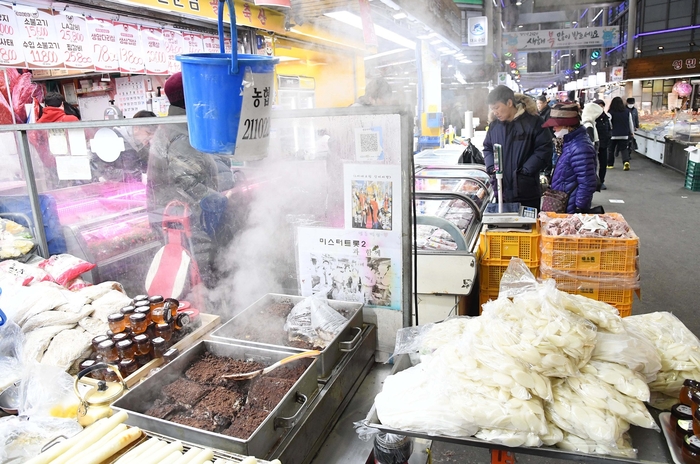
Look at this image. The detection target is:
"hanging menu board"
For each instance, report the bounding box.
[114,21,145,74]
[14,6,64,69]
[202,34,220,54]
[57,13,93,70]
[142,26,167,75]
[87,17,118,72]
[0,3,25,68]
[163,29,184,75]
[183,32,204,53]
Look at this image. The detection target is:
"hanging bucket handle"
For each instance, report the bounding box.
[218,0,239,75]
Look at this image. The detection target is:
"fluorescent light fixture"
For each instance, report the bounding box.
[635,24,700,38]
[505,59,511,64]
[430,39,442,45]
[592,9,603,22]
[364,48,409,60]
[591,60,597,65]
[658,46,664,50]
[441,50,457,55]
[516,0,522,5]
[438,46,451,52]
[375,58,416,69]
[325,11,416,49]
[455,71,467,85]
[518,25,523,28]
[276,56,300,62]
[572,21,578,25]
[289,28,361,49]
[393,12,407,20]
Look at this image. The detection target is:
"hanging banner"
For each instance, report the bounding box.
[141,26,167,75]
[467,16,488,47]
[357,0,377,47]
[503,27,619,51]
[163,29,184,75]
[57,13,93,70]
[202,34,220,54]
[115,21,145,74]
[87,17,119,72]
[0,3,25,67]
[182,32,204,53]
[14,6,64,69]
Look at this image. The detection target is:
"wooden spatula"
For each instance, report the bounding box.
[221,350,321,380]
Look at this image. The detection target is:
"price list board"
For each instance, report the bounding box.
[87,17,118,72]
[183,32,204,53]
[142,26,167,75]
[56,12,92,70]
[0,3,25,67]
[14,6,64,69]
[163,29,184,75]
[115,21,145,74]
[202,34,220,54]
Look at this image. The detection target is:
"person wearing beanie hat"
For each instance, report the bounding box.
[164,72,186,111]
[543,102,598,213]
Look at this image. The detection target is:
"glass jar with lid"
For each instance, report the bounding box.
[107,313,126,334]
[91,334,110,351]
[674,403,694,446]
[682,380,700,406]
[97,340,119,363]
[116,339,136,360]
[129,313,148,335]
[154,323,173,344]
[683,434,700,464]
[120,305,136,317]
[151,337,167,359]
[118,358,138,377]
[133,334,151,356]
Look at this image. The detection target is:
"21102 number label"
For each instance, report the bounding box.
[241,117,270,140]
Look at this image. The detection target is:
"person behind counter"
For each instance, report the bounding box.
[483,85,553,210]
[37,92,79,123]
[353,77,394,106]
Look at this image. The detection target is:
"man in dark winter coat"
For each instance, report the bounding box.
[594,100,612,189]
[626,97,640,130]
[536,95,551,123]
[483,86,553,210]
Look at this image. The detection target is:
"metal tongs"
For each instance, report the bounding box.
[221,350,321,380]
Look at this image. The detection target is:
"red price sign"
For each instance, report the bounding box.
[142,26,167,75]
[0,4,25,67]
[14,6,64,69]
[182,32,203,53]
[202,34,220,54]
[115,21,145,74]
[87,17,118,72]
[57,13,93,70]
[163,29,184,75]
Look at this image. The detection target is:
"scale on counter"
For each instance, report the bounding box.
[481,144,537,228]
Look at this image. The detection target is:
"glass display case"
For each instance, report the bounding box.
[415,193,480,252]
[415,165,491,191]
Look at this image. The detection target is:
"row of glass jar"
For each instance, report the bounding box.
[672,379,700,463]
[107,295,189,336]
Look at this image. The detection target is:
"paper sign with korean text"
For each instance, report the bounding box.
[233,67,274,159]
[87,17,119,72]
[14,6,63,69]
[468,16,488,47]
[503,27,619,51]
[114,21,145,74]
[142,26,168,74]
[611,66,624,82]
[57,13,92,70]
[343,164,402,240]
[296,226,402,310]
[183,32,204,53]
[0,3,26,67]
[201,34,220,54]
[163,29,184,74]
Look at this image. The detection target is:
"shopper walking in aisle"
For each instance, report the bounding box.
[607,97,635,171]
[543,103,598,213]
[594,100,612,189]
[537,95,551,124]
[581,101,603,191]
[627,97,640,130]
[483,85,553,210]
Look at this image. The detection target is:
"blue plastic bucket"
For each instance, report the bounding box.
[176,0,277,155]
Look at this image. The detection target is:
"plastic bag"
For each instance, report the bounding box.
[38,254,96,287]
[67,277,92,291]
[0,260,53,286]
[581,360,651,402]
[283,295,347,347]
[498,258,538,298]
[475,428,543,448]
[0,415,82,464]
[392,323,435,358]
[591,330,661,383]
[0,317,24,392]
[18,363,80,419]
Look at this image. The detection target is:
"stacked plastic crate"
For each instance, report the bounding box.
[538,213,640,317]
[477,225,540,311]
[685,159,700,192]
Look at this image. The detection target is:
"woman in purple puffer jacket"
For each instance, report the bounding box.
[542,103,598,213]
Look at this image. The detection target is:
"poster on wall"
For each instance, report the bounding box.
[86,17,119,72]
[57,13,92,70]
[142,26,167,75]
[296,226,401,310]
[14,6,64,69]
[114,22,145,74]
[610,66,624,82]
[0,3,26,67]
[343,164,402,235]
[163,29,184,75]
[183,32,204,53]
[202,34,220,54]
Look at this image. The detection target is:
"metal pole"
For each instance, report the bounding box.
[626,0,637,60]
[16,130,49,258]
[484,0,494,65]
[401,109,414,328]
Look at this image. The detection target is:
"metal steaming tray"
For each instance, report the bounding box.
[113,340,319,459]
[210,293,364,380]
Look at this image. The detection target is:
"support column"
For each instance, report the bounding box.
[485,0,494,65]
[626,0,637,60]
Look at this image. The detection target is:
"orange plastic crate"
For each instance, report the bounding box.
[480,262,539,292]
[539,269,638,306]
[539,213,639,273]
[478,226,540,264]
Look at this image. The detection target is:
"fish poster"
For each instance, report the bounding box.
[296,227,401,310]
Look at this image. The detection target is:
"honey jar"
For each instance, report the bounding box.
[691,390,700,419]
[146,322,156,338]
[97,340,118,363]
[129,313,148,335]
[134,304,151,324]
[112,332,130,344]
[682,380,700,407]
[118,358,138,377]
[133,334,151,356]
[135,353,152,367]
[173,312,191,331]
[132,294,148,304]
[154,323,173,343]
[91,334,110,351]
[103,363,120,382]
[116,339,136,360]
[120,305,136,317]
[683,434,700,464]
[79,359,102,380]
[163,348,179,364]
[673,403,694,446]
[107,313,126,334]
[151,337,167,359]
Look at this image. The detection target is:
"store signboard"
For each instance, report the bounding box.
[163,29,184,75]
[503,27,619,51]
[202,34,220,54]
[14,6,64,69]
[183,32,204,53]
[141,26,168,75]
[467,16,488,47]
[0,3,26,67]
[626,52,700,79]
[114,22,145,74]
[253,0,290,6]
[57,13,93,70]
[611,66,624,82]
[87,17,119,72]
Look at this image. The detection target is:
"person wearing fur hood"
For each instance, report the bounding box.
[483,85,553,210]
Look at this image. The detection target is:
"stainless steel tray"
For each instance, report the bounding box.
[210,294,364,380]
[112,340,319,459]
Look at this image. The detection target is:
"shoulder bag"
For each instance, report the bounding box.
[541,159,576,213]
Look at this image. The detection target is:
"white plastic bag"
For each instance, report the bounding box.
[283,295,348,348]
[0,415,82,463]
[0,318,24,392]
[18,363,80,419]
[591,330,661,383]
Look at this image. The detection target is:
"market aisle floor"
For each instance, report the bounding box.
[429,152,700,463]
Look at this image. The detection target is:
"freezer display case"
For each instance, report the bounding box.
[415,165,491,193]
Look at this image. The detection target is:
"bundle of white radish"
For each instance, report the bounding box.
[623,312,700,401]
[581,360,650,402]
[557,432,637,458]
[591,329,661,383]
